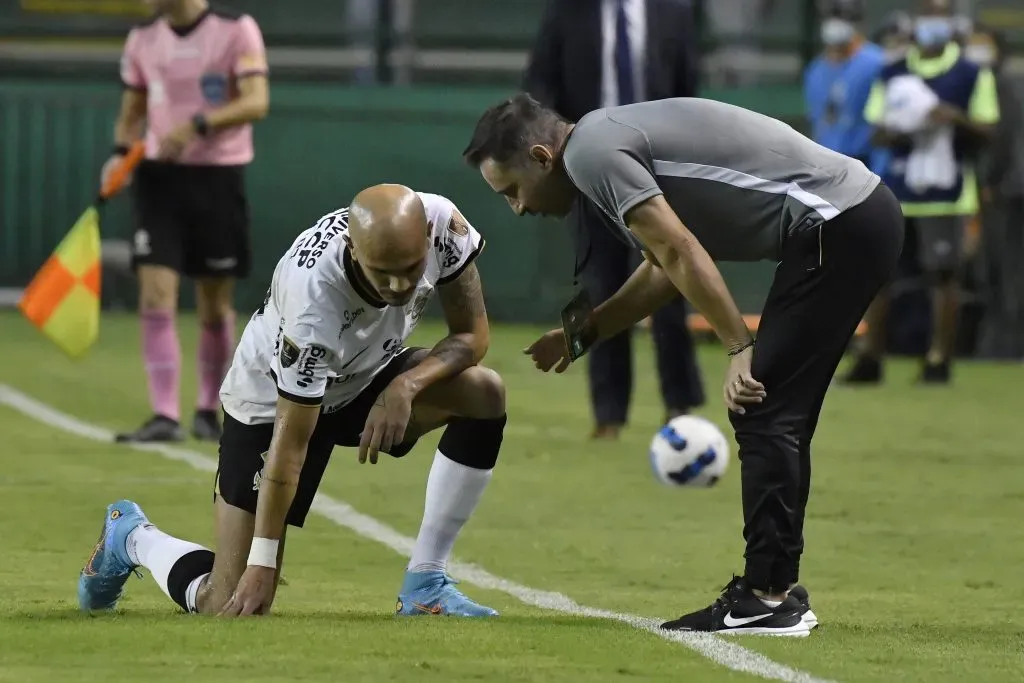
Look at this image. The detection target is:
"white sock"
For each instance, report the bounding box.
[185,574,209,613]
[759,598,783,608]
[408,450,493,574]
[126,524,210,603]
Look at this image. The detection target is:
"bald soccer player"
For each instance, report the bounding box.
[463,94,905,636]
[77,185,506,618]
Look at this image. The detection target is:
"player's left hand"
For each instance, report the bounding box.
[359,378,415,465]
[157,122,197,161]
[219,565,277,617]
[724,345,765,415]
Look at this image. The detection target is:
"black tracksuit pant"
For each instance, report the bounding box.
[731,183,905,593]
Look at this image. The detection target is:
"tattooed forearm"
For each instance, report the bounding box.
[426,335,476,369]
[395,261,488,394]
[439,263,486,322]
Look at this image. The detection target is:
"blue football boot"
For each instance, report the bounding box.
[395,570,499,617]
[77,500,149,611]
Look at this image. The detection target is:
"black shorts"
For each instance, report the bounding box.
[214,347,426,527]
[131,160,252,278]
[906,215,965,274]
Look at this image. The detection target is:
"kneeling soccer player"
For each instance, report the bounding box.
[78,184,506,617]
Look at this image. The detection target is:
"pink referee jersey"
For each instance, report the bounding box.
[120,9,268,166]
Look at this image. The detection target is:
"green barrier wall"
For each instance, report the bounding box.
[0,80,802,321]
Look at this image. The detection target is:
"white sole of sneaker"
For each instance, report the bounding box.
[802,608,818,630]
[719,622,811,637]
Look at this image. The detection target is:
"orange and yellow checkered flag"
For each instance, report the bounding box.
[18,141,145,358]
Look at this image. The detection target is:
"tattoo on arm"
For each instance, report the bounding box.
[427,335,475,368]
[433,263,485,368]
[440,263,485,321]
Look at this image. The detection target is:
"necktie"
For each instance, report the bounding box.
[615,0,635,105]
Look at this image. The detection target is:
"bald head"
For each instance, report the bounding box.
[345,184,431,306]
[348,184,428,259]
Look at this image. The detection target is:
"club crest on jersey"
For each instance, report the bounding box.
[448,209,470,237]
[200,72,229,105]
[409,288,431,322]
[280,336,301,368]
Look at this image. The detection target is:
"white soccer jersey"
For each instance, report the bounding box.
[220,192,485,425]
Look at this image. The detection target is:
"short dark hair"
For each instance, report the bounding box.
[462,92,567,167]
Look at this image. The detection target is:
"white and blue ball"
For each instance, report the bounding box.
[649,415,729,487]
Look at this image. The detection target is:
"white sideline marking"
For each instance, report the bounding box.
[0,384,833,683]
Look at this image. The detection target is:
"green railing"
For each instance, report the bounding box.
[0,78,803,321]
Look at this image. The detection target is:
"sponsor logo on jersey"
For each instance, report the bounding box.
[434,235,463,270]
[295,344,328,388]
[280,336,301,368]
[338,307,366,338]
[381,338,404,365]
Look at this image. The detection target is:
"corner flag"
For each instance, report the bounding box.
[18,142,145,358]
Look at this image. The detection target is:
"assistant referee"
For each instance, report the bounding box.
[102,0,269,443]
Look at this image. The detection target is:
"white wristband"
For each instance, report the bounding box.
[247,537,279,569]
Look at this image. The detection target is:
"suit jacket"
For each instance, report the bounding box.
[523,0,700,123]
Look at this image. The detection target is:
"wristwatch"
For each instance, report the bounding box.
[191,113,210,137]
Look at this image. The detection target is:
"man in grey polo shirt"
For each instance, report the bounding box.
[463,93,904,637]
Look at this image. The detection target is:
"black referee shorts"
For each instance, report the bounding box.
[214,348,426,528]
[131,160,251,279]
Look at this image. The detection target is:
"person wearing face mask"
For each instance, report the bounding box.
[965,26,1024,358]
[843,0,1000,386]
[874,11,914,66]
[804,0,886,175]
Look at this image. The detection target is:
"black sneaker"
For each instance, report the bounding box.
[192,409,222,441]
[841,355,882,385]
[660,576,810,637]
[115,415,185,443]
[788,584,818,630]
[918,359,951,384]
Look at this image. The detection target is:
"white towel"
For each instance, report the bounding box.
[882,75,958,194]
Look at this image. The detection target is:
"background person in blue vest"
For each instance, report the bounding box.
[842,0,1000,385]
[804,0,885,173]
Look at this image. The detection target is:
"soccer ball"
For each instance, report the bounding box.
[649,416,729,487]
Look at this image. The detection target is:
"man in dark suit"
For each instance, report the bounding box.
[523,0,705,439]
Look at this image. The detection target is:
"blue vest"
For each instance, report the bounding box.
[879,57,980,204]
